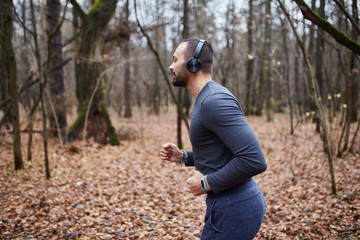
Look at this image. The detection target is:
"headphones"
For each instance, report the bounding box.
[186,39,205,73]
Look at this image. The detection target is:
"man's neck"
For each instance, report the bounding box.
[186,73,212,98]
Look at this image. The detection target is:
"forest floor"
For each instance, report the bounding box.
[0,109,359,239]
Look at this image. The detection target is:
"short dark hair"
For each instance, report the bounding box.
[181,37,213,74]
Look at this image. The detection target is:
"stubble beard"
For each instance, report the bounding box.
[171,68,188,88]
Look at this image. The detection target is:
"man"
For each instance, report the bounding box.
[160,37,267,240]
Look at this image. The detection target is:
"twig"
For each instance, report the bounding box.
[45,89,64,148]
[83,76,102,142]
[333,226,359,232]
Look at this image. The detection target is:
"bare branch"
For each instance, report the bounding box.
[332,0,360,36]
[69,0,86,23]
[294,0,360,55]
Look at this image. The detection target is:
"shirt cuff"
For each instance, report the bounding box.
[185,151,195,166]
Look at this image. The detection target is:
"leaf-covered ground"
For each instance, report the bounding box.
[0,111,359,239]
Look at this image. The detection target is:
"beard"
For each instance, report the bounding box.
[171,68,188,87]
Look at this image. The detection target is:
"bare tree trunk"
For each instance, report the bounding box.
[350,0,359,122]
[349,116,360,153]
[46,0,67,139]
[176,0,190,148]
[256,0,272,116]
[177,89,183,149]
[152,0,162,116]
[280,13,294,134]
[305,0,316,118]
[124,59,132,118]
[278,0,337,195]
[244,0,254,115]
[264,0,272,122]
[315,0,325,99]
[1,0,23,170]
[294,47,303,122]
[228,1,238,101]
[312,0,326,133]
[123,0,132,118]
[337,51,352,156]
[0,1,13,130]
[30,0,50,178]
[334,0,345,115]
[320,55,333,124]
[182,0,191,118]
[27,115,33,161]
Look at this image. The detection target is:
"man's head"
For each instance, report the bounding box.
[169,37,213,87]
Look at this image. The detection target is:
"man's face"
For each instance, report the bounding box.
[169,42,188,87]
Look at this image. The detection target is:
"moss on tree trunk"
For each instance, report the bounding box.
[68,0,119,145]
[67,105,120,146]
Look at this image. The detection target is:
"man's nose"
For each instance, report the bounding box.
[169,63,174,71]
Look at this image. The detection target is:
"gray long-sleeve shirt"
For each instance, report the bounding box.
[186,81,267,194]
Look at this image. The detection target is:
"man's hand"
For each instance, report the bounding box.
[160,143,183,163]
[186,171,210,196]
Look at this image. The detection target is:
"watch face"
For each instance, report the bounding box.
[201,179,205,189]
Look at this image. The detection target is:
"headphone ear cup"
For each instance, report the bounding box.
[186,57,202,73]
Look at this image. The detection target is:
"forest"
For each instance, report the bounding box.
[0,0,359,239]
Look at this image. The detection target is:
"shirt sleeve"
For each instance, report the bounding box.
[201,93,267,194]
[185,151,195,166]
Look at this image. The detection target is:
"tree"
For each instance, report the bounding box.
[29,0,55,179]
[67,0,120,145]
[255,0,272,117]
[0,2,13,130]
[279,12,294,134]
[0,0,23,170]
[244,0,254,115]
[278,0,337,195]
[349,0,359,122]
[177,0,190,149]
[46,0,67,139]
[182,0,191,118]
[315,0,325,99]
[123,0,132,118]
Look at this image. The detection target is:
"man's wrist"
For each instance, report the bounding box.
[179,151,184,164]
[180,151,187,166]
[201,175,210,191]
[204,176,211,191]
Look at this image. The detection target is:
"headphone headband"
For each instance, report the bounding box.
[194,39,205,59]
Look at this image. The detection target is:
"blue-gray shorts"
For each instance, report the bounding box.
[201,178,266,240]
